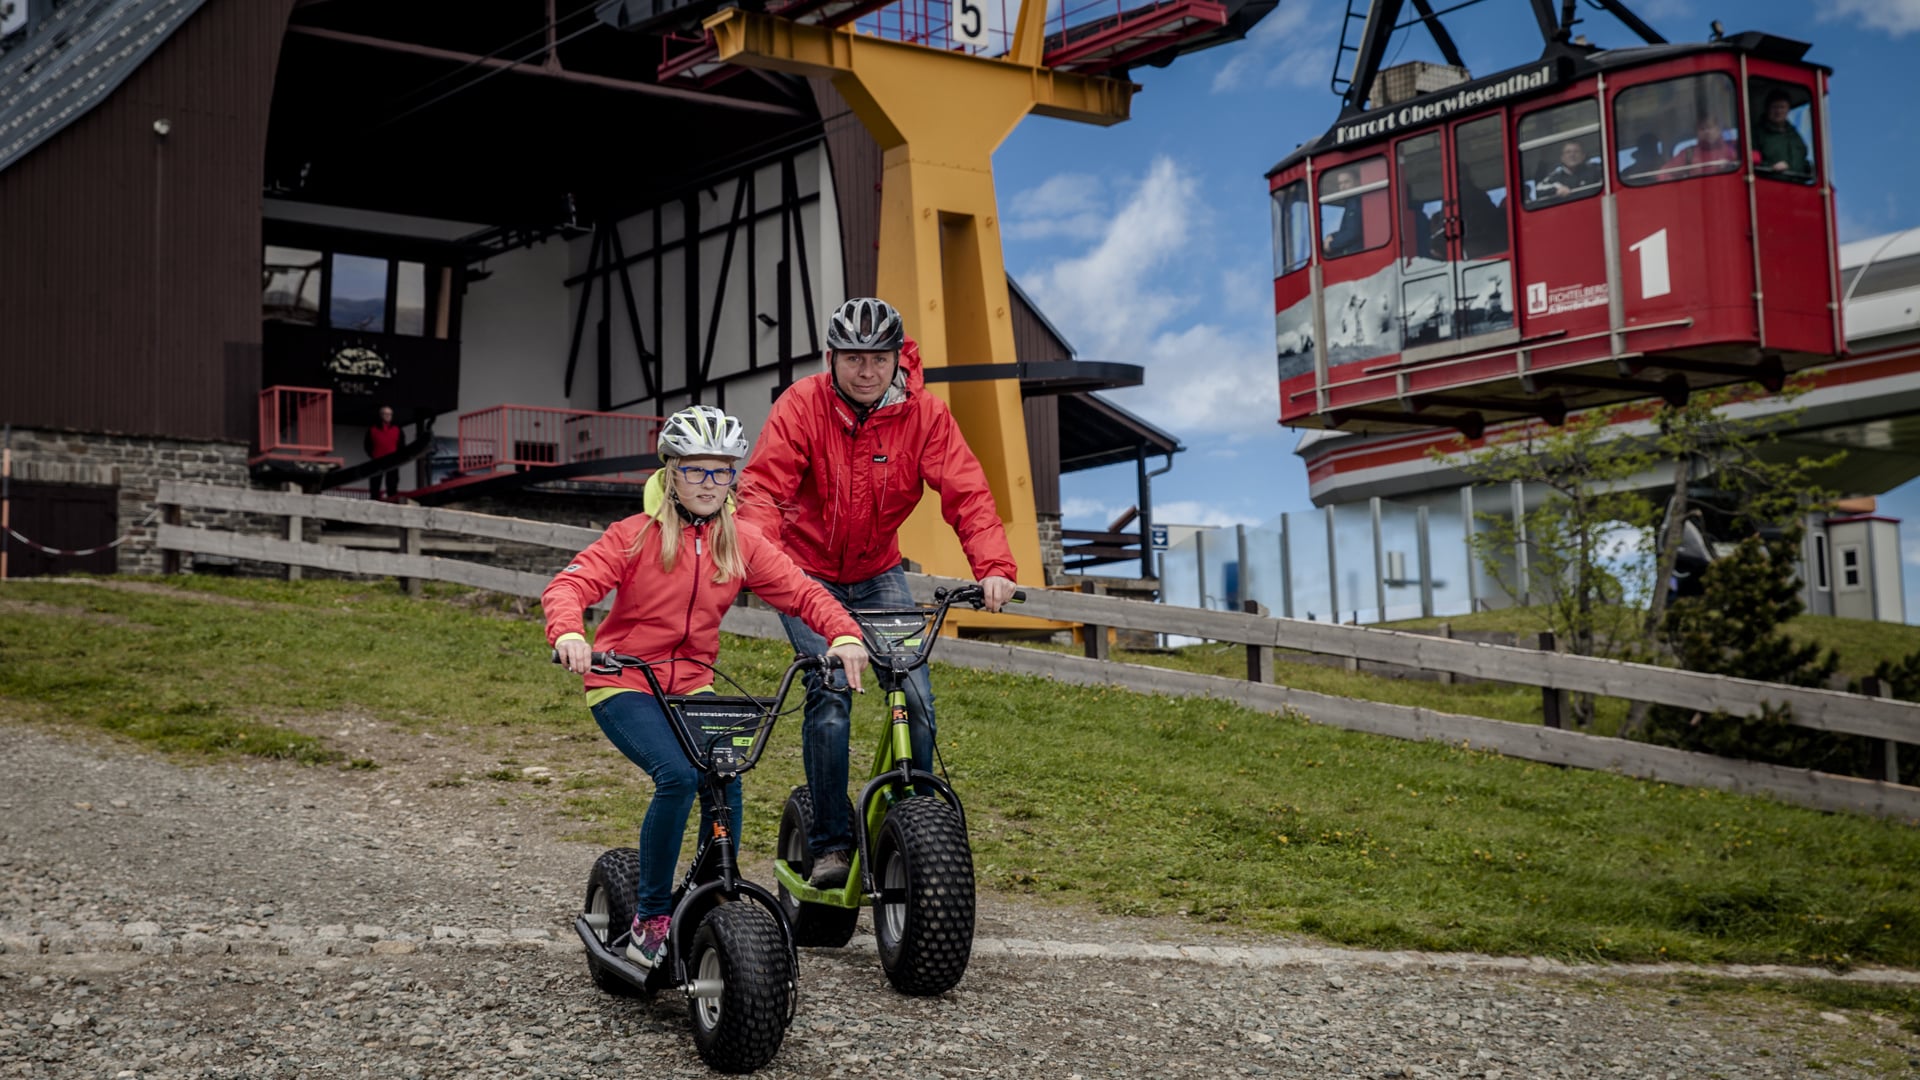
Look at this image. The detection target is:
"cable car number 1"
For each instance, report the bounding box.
[1628,228,1672,300]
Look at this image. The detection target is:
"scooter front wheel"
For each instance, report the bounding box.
[873,796,975,996]
[687,901,796,1073]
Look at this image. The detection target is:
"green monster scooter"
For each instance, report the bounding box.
[772,583,1023,996]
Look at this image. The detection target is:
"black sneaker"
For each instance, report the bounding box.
[808,849,851,890]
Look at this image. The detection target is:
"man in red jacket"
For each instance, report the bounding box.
[363,405,403,501]
[738,296,1018,889]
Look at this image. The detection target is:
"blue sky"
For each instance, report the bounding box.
[992,0,1920,617]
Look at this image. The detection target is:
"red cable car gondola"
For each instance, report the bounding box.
[1270,1,1841,438]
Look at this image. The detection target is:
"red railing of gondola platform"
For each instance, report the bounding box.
[252,386,341,466]
[659,0,1227,83]
[456,405,665,486]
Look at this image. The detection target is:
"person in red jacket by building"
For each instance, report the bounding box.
[545,405,870,969]
[362,405,403,501]
[736,296,1018,890]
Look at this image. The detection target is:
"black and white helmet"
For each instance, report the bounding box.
[657,405,749,461]
[826,297,905,352]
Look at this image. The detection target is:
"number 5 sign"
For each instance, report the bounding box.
[952,0,989,47]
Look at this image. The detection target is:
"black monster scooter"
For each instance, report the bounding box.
[559,648,840,1074]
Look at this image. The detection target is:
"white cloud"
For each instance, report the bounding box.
[1153,500,1247,529]
[1211,0,1335,94]
[1005,173,1110,242]
[1904,539,1920,568]
[1824,0,1920,36]
[1021,157,1279,440]
[1060,495,1125,529]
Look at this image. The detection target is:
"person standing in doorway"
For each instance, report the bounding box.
[364,405,403,501]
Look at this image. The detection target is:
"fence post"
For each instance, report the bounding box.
[1866,676,1896,776]
[284,483,303,583]
[1370,496,1386,624]
[1081,580,1110,661]
[401,526,423,598]
[1243,600,1272,684]
[160,499,183,576]
[1537,630,1565,728]
[1437,622,1454,685]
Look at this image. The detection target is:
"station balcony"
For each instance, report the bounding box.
[456,405,665,486]
[251,386,343,468]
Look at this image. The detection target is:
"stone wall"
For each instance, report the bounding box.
[1035,512,1065,586]
[3,427,250,575]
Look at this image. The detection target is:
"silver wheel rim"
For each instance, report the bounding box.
[880,848,907,943]
[694,947,723,1029]
[587,888,611,945]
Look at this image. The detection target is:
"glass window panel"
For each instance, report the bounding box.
[1318,155,1389,259]
[329,253,389,332]
[1518,100,1604,209]
[1454,115,1510,260]
[1271,180,1313,277]
[394,260,426,336]
[1397,133,1446,264]
[1614,73,1742,186]
[1750,77,1816,183]
[262,245,322,325]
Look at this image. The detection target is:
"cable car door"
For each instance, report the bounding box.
[1395,114,1516,357]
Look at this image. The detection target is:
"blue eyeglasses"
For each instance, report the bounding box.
[674,465,737,486]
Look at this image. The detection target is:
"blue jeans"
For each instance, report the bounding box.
[779,564,936,856]
[591,691,743,919]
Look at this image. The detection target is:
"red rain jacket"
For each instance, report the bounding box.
[542,478,860,696]
[737,338,1018,586]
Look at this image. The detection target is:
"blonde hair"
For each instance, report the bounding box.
[625,459,748,583]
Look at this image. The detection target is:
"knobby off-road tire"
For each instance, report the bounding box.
[776,786,860,947]
[584,848,649,999]
[687,901,797,1073]
[872,796,975,996]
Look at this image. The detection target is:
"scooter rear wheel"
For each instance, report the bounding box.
[584,848,650,999]
[687,901,796,1073]
[776,786,860,947]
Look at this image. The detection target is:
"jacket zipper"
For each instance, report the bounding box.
[670,520,704,688]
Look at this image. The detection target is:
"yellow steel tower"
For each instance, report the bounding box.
[705,0,1134,595]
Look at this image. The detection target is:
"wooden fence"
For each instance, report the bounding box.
[154,482,1920,819]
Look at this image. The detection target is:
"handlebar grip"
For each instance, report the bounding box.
[1010,590,1027,603]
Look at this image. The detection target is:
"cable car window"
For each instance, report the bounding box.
[1518,100,1603,209]
[1614,73,1742,186]
[394,261,427,336]
[328,253,390,333]
[1271,180,1313,277]
[1398,134,1445,264]
[263,246,322,325]
[1453,115,1510,259]
[1318,156,1389,259]
[1749,78,1815,183]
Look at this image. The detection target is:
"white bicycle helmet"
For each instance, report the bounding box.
[657,405,749,461]
[826,297,905,352]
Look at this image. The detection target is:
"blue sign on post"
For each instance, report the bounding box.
[1150,524,1169,551]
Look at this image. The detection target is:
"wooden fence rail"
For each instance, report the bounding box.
[150,483,1920,819]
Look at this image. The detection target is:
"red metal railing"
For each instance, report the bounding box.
[659,0,1227,84]
[252,386,340,466]
[457,405,665,485]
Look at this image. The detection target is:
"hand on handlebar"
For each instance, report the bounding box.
[828,641,869,693]
[554,637,594,676]
[979,575,1018,613]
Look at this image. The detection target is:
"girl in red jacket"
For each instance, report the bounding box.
[546,405,869,969]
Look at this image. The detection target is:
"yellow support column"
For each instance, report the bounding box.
[706,5,1132,600]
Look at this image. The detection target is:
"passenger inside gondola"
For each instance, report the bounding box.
[1753,86,1812,180]
[1663,112,1743,178]
[1322,167,1365,257]
[1535,139,1603,202]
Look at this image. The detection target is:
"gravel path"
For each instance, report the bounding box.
[4,721,1917,1079]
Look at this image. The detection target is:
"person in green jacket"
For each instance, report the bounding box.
[1754,89,1811,180]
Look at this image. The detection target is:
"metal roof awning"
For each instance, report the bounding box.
[1058,391,1181,473]
[920,359,1144,398]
